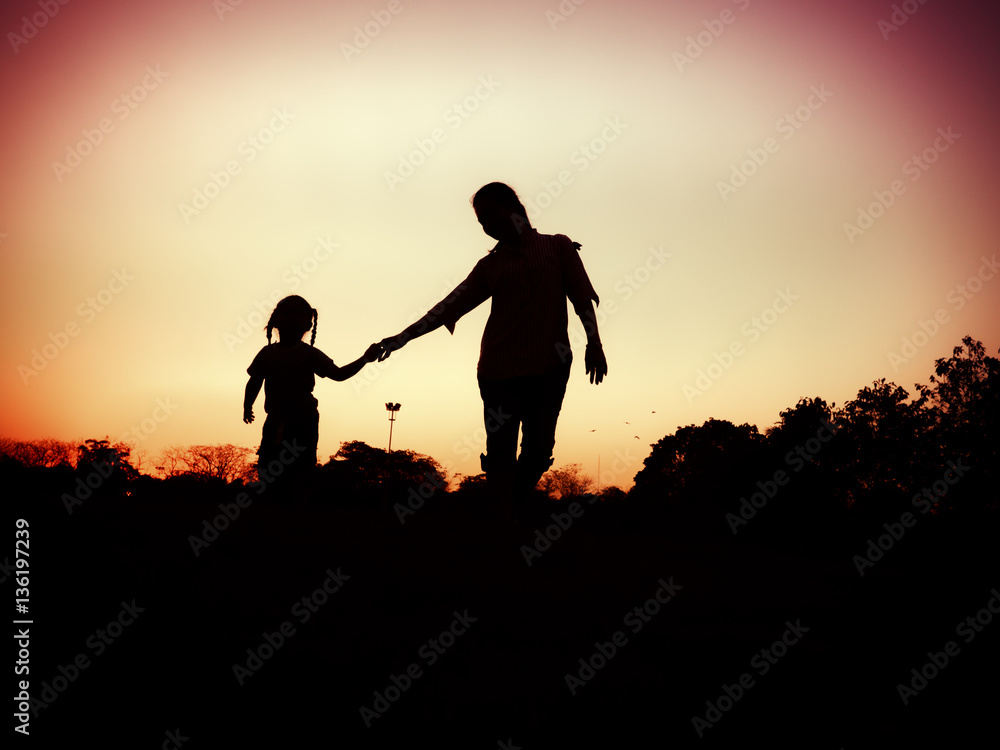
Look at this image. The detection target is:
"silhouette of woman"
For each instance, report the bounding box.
[378,182,607,520]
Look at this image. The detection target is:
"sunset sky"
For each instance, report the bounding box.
[2,0,998,489]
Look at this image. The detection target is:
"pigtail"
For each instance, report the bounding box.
[310,308,318,346]
[265,313,275,344]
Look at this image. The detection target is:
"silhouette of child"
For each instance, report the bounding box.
[243,295,382,496]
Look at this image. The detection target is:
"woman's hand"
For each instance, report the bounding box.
[585,343,607,385]
[377,335,405,361]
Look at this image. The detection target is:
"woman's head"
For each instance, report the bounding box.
[471,182,531,246]
[266,295,317,345]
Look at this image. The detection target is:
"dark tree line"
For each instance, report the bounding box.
[628,336,998,547]
[3,337,996,538]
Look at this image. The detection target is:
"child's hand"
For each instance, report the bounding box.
[243,407,255,424]
[363,343,384,363]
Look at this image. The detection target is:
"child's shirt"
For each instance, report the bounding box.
[247,342,336,415]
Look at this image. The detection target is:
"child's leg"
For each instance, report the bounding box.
[257,415,285,494]
[280,410,319,501]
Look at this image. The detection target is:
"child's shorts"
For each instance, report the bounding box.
[257,408,319,480]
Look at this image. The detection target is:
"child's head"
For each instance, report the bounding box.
[266,295,317,345]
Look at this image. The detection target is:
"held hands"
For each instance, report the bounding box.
[585,343,608,385]
[363,343,384,363]
[377,335,405,362]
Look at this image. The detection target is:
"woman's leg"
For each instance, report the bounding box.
[478,376,523,524]
[517,361,571,494]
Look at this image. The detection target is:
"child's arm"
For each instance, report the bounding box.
[244,375,263,423]
[322,343,383,382]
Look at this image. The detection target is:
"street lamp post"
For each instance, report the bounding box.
[385,402,401,452]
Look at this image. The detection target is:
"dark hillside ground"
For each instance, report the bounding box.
[11,466,999,749]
